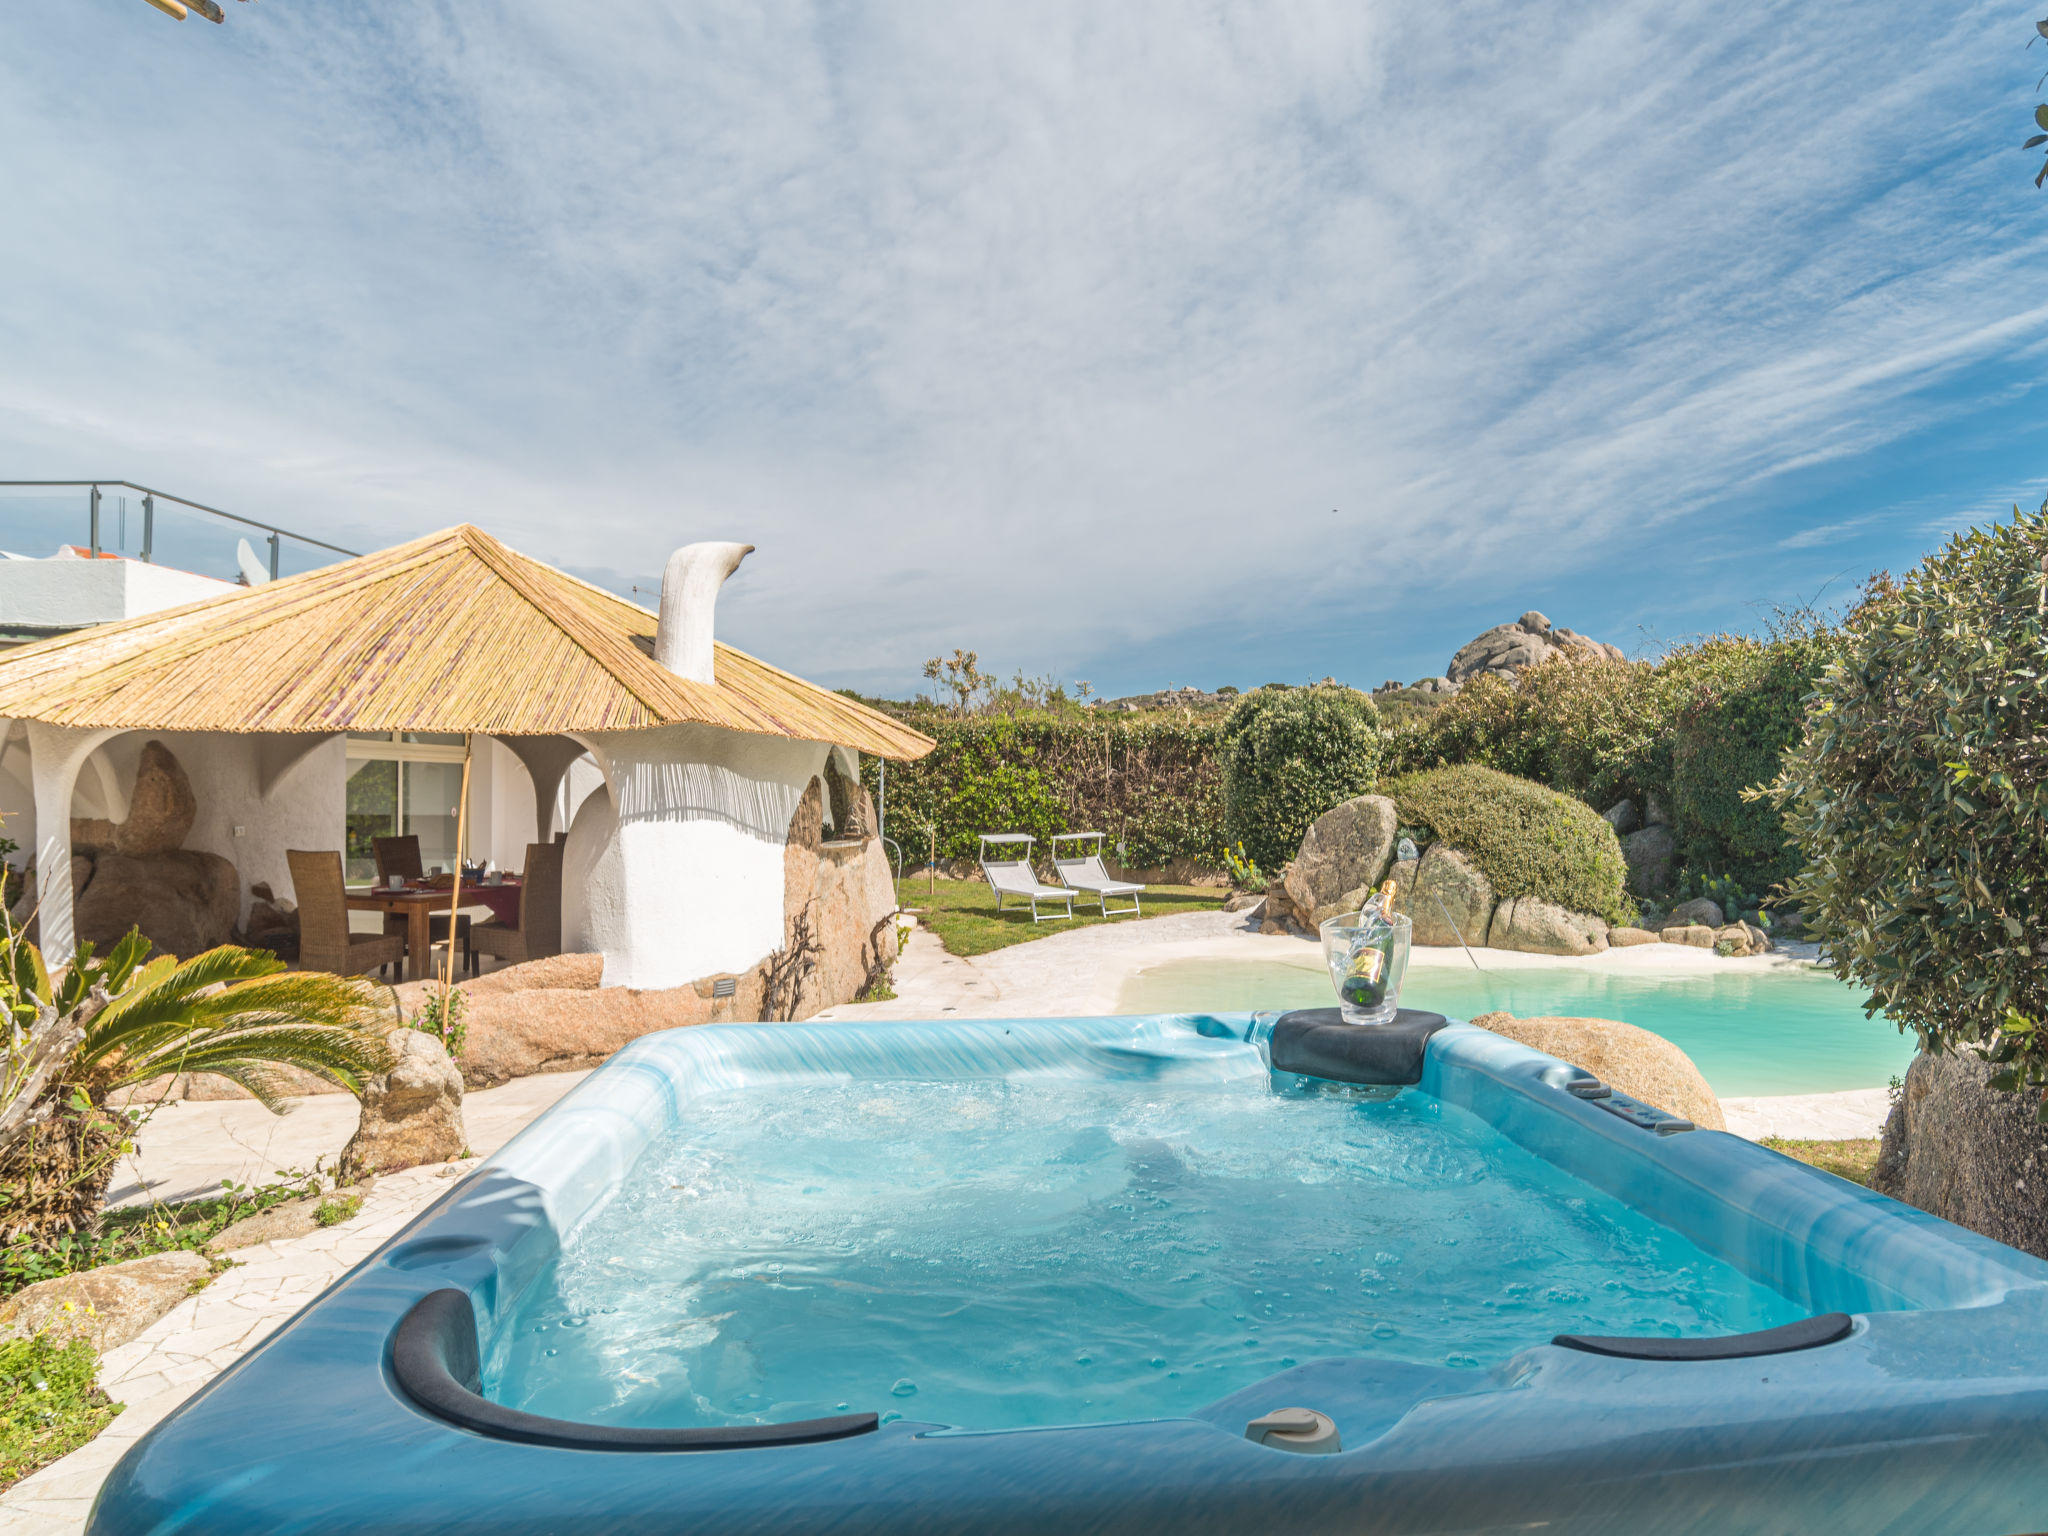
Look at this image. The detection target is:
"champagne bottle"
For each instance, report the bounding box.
[1340,879,1402,1015]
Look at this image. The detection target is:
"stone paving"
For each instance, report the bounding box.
[0,1159,467,1535]
[0,1065,592,1536]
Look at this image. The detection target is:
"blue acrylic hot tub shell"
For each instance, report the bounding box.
[86,1016,2048,1535]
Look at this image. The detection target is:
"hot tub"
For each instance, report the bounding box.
[87,1013,2048,1534]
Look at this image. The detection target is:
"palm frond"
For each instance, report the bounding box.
[80,947,284,1056]
[81,950,357,1063]
[114,1024,393,1099]
[58,944,398,1112]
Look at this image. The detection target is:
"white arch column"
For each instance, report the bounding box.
[496,734,592,843]
[25,722,120,958]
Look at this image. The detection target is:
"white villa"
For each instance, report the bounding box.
[0,525,931,996]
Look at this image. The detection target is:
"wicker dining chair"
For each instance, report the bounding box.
[371,834,471,957]
[469,842,563,971]
[287,849,404,979]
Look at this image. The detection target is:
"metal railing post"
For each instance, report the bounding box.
[268,531,280,580]
[0,482,358,569]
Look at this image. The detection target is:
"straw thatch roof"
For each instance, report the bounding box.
[0,525,932,759]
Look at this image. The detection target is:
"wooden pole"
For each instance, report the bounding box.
[442,734,473,996]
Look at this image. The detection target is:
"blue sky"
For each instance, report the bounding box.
[3,2,2046,699]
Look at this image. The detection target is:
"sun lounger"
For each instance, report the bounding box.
[978,834,1077,922]
[1051,832,1145,917]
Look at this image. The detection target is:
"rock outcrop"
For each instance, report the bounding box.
[1601,799,1641,836]
[1471,1012,1726,1131]
[0,1250,212,1352]
[1262,795,1399,933]
[1621,823,1676,897]
[73,849,240,959]
[1714,921,1771,957]
[403,956,766,1088]
[1875,1050,2048,1260]
[58,742,239,959]
[1668,897,1724,928]
[241,880,300,957]
[1606,926,1661,947]
[1486,896,1609,956]
[70,741,197,858]
[1661,924,1716,948]
[1409,846,1495,948]
[1446,611,1626,686]
[339,1028,467,1177]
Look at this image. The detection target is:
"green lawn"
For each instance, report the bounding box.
[898,876,1230,958]
[1762,1137,1881,1187]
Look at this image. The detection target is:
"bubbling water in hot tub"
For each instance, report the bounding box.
[486,1072,1803,1432]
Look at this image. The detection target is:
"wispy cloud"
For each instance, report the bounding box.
[0,1,2042,692]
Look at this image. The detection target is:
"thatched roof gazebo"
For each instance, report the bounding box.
[0,525,931,990]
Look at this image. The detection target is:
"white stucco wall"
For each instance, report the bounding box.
[0,558,235,630]
[566,723,830,990]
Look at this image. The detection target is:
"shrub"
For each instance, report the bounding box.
[1219,687,1384,870]
[0,1331,116,1490]
[410,986,467,1057]
[1770,505,2048,1092]
[1384,764,1632,923]
[1387,659,1672,814]
[1387,637,1833,894]
[314,1193,362,1227]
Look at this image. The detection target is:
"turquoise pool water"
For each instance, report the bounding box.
[1115,958,1912,1097]
[486,1072,1804,1432]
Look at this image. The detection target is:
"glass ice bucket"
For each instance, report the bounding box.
[1318,910,1412,1025]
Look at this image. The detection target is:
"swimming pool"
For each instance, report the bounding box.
[88,1012,2048,1535]
[1117,957,1911,1096]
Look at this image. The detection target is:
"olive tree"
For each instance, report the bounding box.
[1768,503,2048,1103]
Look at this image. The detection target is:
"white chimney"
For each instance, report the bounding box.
[653,541,753,683]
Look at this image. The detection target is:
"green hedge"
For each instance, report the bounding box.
[1668,636,1833,890]
[864,716,1225,871]
[1219,687,1383,870]
[1384,764,1631,923]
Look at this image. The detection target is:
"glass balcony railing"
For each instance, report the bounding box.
[0,481,357,584]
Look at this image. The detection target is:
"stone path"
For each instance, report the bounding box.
[0,1159,463,1535]
[0,1072,590,1536]
[106,1069,589,1210]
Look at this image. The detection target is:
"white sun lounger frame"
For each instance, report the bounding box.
[977,833,1076,922]
[1050,831,1145,918]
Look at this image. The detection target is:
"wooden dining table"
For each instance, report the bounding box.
[345,879,523,981]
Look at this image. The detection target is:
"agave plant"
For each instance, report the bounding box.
[0,926,396,1244]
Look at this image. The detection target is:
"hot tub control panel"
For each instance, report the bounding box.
[1565,1076,1694,1135]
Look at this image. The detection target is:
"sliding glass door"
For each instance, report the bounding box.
[344,733,469,883]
